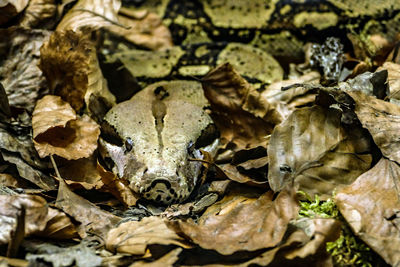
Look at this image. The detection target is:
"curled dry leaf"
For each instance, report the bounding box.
[268,105,372,197]
[32,95,100,160]
[168,188,299,255]
[0,27,50,112]
[335,158,400,266]
[242,218,340,266]
[56,0,121,31]
[106,216,190,255]
[39,30,115,113]
[18,0,57,28]
[97,162,138,206]
[347,91,400,163]
[108,8,173,51]
[0,194,78,245]
[129,248,182,267]
[56,180,121,239]
[59,157,103,190]
[378,62,400,101]
[202,63,277,151]
[0,0,29,25]
[259,71,320,122]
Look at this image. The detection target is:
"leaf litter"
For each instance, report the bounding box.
[1,0,400,266]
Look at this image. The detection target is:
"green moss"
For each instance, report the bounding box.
[298,191,386,267]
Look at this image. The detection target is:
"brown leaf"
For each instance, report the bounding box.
[129,248,182,267]
[0,194,78,245]
[378,62,400,101]
[335,158,400,266]
[106,216,190,255]
[347,91,400,163]
[108,8,173,51]
[168,188,299,255]
[56,180,121,239]
[19,0,57,28]
[59,157,103,190]
[56,0,121,31]
[0,0,29,25]
[39,30,115,113]
[0,27,50,112]
[202,63,275,151]
[97,162,138,206]
[268,105,372,197]
[32,95,100,160]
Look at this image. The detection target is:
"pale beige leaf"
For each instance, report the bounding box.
[19,0,56,28]
[378,62,400,101]
[268,105,372,197]
[56,0,121,31]
[168,188,299,255]
[108,8,173,51]
[33,95,100,159]
[32,95,76,139]
[335,158,400,266]
[106,216,190,255]
[129,248,182,267]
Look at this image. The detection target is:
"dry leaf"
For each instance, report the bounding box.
[106,216,190,255]
[378,62,400,101]
[97,162,138,206]
[56,180,121,239]
[129,248,182,267]
[0,194,78,245]
[202,63,276,151]
[32,95,100,160]
[59,157,103,190]
[108,8,173,51]
[0,27,50,112]
[19,0,56,28]
[0,0,29,25]
[168,188,299,255]
[347,91,400,163]
[335,158,400,266]
[56,0,121,31]
[39,30,115,113]
[0,174,22,188]
[268,105,372,197]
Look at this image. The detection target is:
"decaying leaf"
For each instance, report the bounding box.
[39,30,115,114]
[335,158,400,266]
[56,180,121,239]
[32,95,100,160]
[347,91,400,163]
[0,0,29,25]
[268,105,372,197]
[168,188,298,255]
[56,0,121,32]
[202,63,277,151]
[18,0,57,28]
[106,216,190,255]
[97,162,138,206]
[0,27,50,112]
[129,248,182,267]
[0,194,78,245]
[107,8,173,51]
[59,157,103,190]
[378,62,400,101]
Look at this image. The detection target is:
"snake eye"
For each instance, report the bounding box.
[125,137,133,152]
